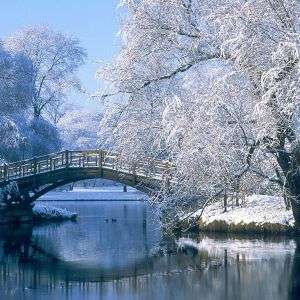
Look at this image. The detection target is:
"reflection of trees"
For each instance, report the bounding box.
[288,238,300,300]
[182,234,297,300]
[0,224,33,258]
[1,223,300,299]
[0,225,206,298]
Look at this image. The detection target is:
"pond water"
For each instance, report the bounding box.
[0,198,300,300]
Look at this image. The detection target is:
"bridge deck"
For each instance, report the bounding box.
[0,150,173,185]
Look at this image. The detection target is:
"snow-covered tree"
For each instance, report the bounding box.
[0,42,33,114]
[0,42,34,162]
[5,26,87,118]
[100,1,300,227]
[28,117,62,156]
[0,26,87,161]
[58,108,102,150]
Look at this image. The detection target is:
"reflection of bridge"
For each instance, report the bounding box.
[0,150,174,203]
[0,224,200,291]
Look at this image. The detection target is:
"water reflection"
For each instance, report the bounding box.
[289,239,300,299]
[0,201,299,300]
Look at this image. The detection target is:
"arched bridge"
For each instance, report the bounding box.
[0,150,174,204]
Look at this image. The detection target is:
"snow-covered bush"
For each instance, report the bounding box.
[0,181,21,205]
[33,204,77,221]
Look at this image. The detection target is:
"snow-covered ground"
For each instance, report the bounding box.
[33,204,77,220]
[38,186,147,201]
[187,194,294,228]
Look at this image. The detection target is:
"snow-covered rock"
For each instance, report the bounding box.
[33,204,77,221]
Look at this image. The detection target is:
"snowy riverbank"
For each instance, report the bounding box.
[33,204,77,221]
[183,195,295,234]
[38,187,146,201]
[33,187,146,221]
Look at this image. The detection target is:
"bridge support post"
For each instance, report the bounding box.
[132,163,137,185]
[49,157,53,171]
[33,158,37,175]
[65,150,69,168]
[3,164,7,182]
[99,150,104,177]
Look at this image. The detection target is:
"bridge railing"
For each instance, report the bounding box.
[0,150,175,183]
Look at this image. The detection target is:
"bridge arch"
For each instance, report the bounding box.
[29,168,160,201]
[0,150,173,203]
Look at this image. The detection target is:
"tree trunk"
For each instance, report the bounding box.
[223,190,228,213]
[235,179,240,206]
[284,169,300,230]
[33,106,41,118]
[283,193,291,210]
[287,184,300,231]
[277,149,300,230]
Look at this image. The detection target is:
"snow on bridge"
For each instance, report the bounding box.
[0,149,174,203]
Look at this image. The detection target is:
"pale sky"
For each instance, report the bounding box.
[0,0,121,112]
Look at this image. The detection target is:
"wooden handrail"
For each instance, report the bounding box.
[0,149,174,183]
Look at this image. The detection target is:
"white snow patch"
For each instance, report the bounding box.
[33,204,77,220]
[189,194,294,227]
[38,187,146,201]
[177,237,296,260]
[176,237,199,251]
